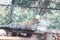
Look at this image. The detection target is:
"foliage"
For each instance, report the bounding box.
[14,0,37,6]
[49,10,60,29]
[13,7,37,22]
[0,0,60,29]
[0,6,10,25]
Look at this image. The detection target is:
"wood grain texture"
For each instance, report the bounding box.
[0,35,38,40]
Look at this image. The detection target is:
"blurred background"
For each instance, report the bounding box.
[0,0,60,29]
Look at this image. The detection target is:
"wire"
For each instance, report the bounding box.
[19,6,60,10]
[0,4,11,6]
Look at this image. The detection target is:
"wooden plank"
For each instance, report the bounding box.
[0,35,38,40]
[0,36,20,40]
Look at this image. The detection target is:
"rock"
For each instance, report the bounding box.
[0,29,7,36]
